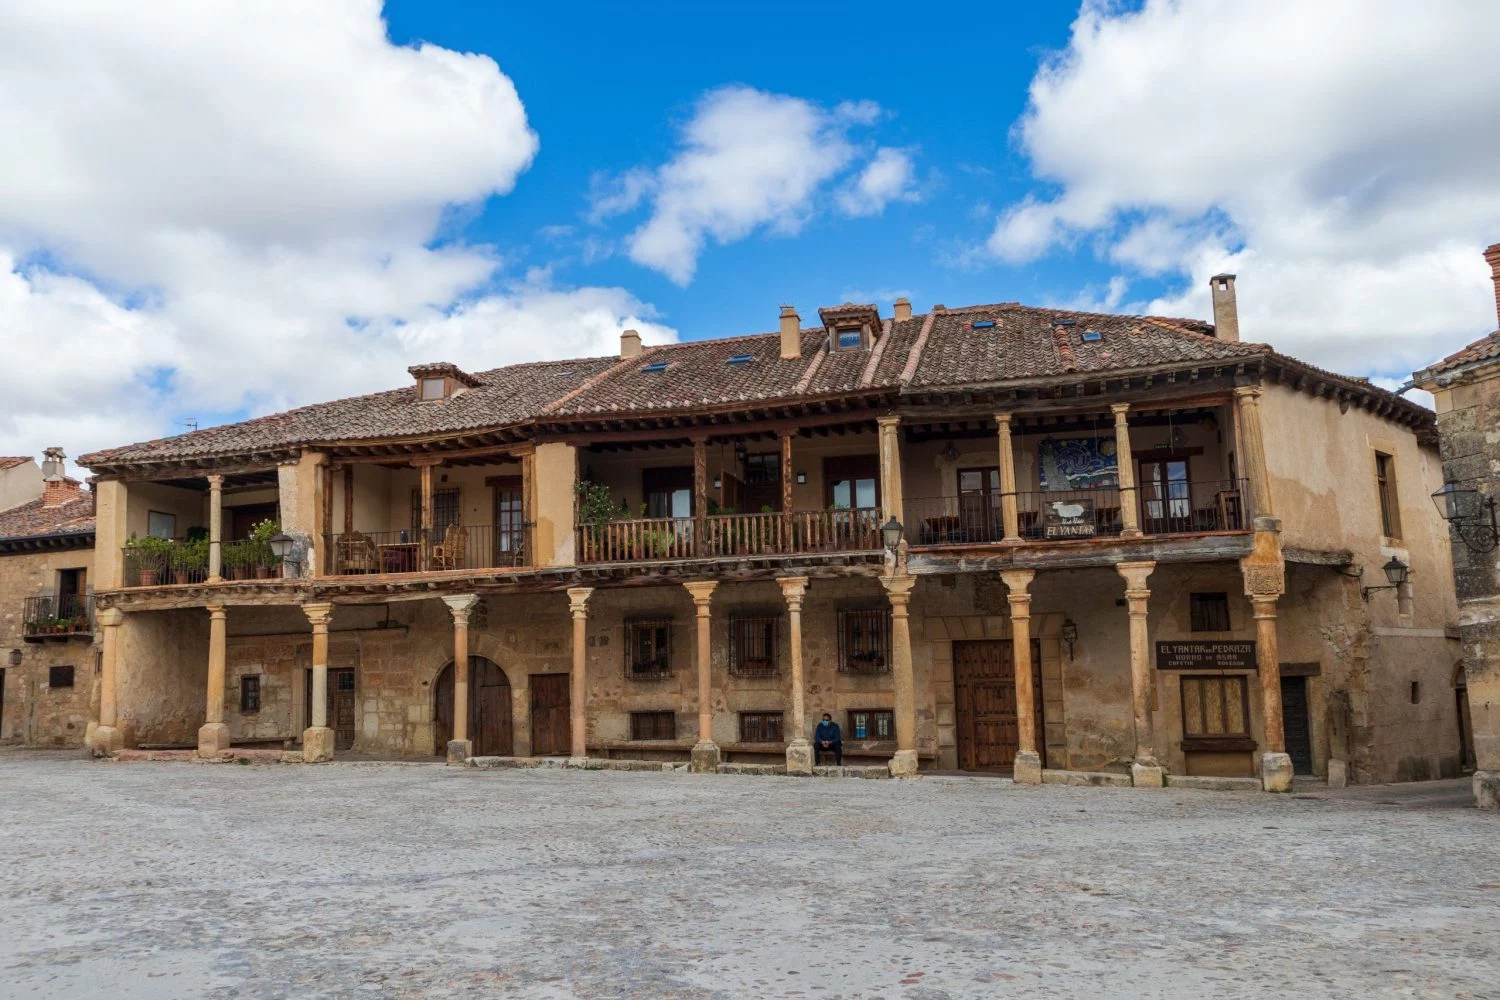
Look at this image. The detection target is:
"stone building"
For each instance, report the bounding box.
[76,279,1462,789]
[1412,242,1500,809]
[0,450,97,746]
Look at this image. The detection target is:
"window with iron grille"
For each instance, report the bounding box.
[410,488,461,534]
[240,675,261,713]
[739,711,783,743]
[48,665,74,688]
[847,709,894,741]
[838,608,891,674]
[625,619,673,678]
[729,615,778,676]
[1189,593,1231,632]
[630,711,676,741]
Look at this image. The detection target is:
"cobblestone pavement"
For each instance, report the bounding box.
[1,751,1497,1000]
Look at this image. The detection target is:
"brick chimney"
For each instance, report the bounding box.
[779,305,801,360]
[1209,273,1240,343]
[893,297,912,322]
[40,448,81,507]
[620,329,642,358]
[1485,243,1500,328]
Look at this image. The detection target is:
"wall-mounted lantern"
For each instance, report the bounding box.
[1361,556,1409,602]
[1431,482,1499,552]
[1060,618,1078,658]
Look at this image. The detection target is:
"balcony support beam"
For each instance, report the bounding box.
[1000,568,1040,783]
[993,413,1021,542]
[1113,404,1142,538]
[207,474,224,582]
[301,602,336,762]
[197,604,231,757]
[567,587,593,763]
[442,594,480,763]
[683,580,720,773]
[877,415,904,527]
[777,576,812,775]
[882,573,919,778]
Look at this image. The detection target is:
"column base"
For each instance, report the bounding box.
[1130,761,1166,788]
[1326,758,1349,788]
[689,740,721,774]
[1259,751,1294,792]
[565,756,590,769]
[197,722,231,757]
[1120,528,1144,539]
[888,749,920,779]
[785,738,813,776]
[1474,770,1500,811]
[1012,750,1043,785]
[302,726,335,763]
[446,739,472,765]
[90,725,122,757]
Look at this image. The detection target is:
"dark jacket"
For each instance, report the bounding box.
[814,720,842,746]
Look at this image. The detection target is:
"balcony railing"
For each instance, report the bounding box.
[121,538,282,587]
[22,594,93,639]
[906,479,1251,546]
[577,508,883,563]
[325,524,530,575]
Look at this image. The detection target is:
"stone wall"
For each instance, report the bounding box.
[0,547,96,746]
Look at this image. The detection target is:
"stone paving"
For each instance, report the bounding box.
[1,750,1497,999]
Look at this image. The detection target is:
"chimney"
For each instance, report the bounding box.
[1485,243,1500,328]
[1209,273,1239,343]
[893,297,912,322]
[620,329,642,358]
[41,446,64,479]
[779,305,801,359]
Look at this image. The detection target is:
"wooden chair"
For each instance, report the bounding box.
[336,531,375,574]
[431,524,468,571]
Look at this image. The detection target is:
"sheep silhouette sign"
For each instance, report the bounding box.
[1043,498,1096,539]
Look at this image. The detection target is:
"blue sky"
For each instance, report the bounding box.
[3,1,1499,467]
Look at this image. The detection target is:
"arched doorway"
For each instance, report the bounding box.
[434,656,513,757]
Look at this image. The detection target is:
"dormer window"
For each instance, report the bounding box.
[818,302,881,353]
[836,328,863,351]
[407,362,480,402]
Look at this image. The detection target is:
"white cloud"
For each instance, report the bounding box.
[836,147,921,218]
[987,0,1500,375]
[604,86,910,285]
[0,0,676,466]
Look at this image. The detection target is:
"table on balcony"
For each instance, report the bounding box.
[377,542,421,573]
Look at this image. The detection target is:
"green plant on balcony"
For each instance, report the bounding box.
[125,534,176,586]
[575,480,622,525]
[171,537,208,584]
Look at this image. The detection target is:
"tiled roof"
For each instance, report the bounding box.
[0,457,30,470]
[80,297,1412,471]
[1413,329,1500,382]
[0,492,94,543]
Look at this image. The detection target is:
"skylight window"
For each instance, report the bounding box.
[1081,331,1103,343]
[727,353,754,365]
[641,361,670,373]
[971,320,996,330]
[1056,318,1077,327]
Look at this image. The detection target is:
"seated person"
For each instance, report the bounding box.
[812,713,842,765]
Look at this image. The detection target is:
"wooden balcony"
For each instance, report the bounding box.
[576,508,883,563]
[324,524,531,576]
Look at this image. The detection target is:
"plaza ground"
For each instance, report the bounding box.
[0,750,1495,999]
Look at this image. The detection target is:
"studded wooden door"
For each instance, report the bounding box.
[530,672,571,756]
[433,657,514,757]
[953,639,1043,771]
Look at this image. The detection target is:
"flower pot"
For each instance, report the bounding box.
[173,569,190,585]
[254,565,272,580]
[138,570,159,587]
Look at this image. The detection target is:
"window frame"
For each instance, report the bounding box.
[48,665,75,689]
[146,511,177,540]
[823,455,881,511]
[629,710,677,741]
[738,711,784,744]
[846,708,895,742]
[410,487,462,534]
[728,614,778,676]
[1189,592,1232,633]
[1179,674,1254,750]
[624,618,674,679]
[838,607,892,674]
[240,674,262,713]
[835,327,864,351]
[419,377,447,401]
[1375,451,1402,540]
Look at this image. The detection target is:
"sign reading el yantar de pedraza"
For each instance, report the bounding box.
[1155,640,1257,670]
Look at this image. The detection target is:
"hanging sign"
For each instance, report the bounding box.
[1043,497,1096,538]
[1155,640,1257,670]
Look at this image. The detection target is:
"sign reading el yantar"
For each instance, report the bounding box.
[1155,640,1257,670]
[1042,498,1096,539]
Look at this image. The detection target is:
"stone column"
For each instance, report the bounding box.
[777,576,812,775]
[882,573,919,778]
[683,580,720,772]
[1113,404,1142,538]
[1241,519,1292,791]
[207,474,224,582]
[1000,569,1041,783]
[197,604,231,757]
[566,587,593,764]
[994,413,1021,542]
[92,607,125,755]
[1234,386,1274,518]
[877,415,904,525]
[442,594,480,763]
[301,602,336,762]
[1116,561,1163,786]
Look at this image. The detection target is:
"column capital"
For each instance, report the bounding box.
[206,474,224,488]
[1116,560,1155,594]
[876,414,901,429]
[566,586,593,616]
[776,575,809,605]
[682,580,718,607]
[880,573,916,600]
[96,607,125,628]
[993,412,1013,428]
[302,602,334,628]
[999,568,1036,593]
[206,603,228,620]
[409,456,445,468]
[1233,384,1262,401]
[1110,402,1131,418]
[441,594,480,623]
[1249,594,1280,616]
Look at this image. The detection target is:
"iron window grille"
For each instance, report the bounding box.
[847,709,895,741]
[48,665,74,688]
[240,675,261,713]
[625,619,674,679]
[739,712,784,743]
[630,711,676,741]
[729,615,778,676]
[838,608,891,674]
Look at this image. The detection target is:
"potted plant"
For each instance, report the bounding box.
[173,537,208,584]
[125,534,176,586]
[248,519,280,579]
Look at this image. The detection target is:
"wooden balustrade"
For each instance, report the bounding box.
[577,508,882,563]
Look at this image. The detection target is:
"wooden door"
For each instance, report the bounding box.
[953,639,1043,771]
[1280,676,1313,775]
[433,657,514,756]
[231,502,280,540]
[492,478,525,566]
[305,668,357,751]
[530,672,571,756]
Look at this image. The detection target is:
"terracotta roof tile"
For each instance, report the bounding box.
[0,457,30,470]
[1413,329,1500,382]
[0,492,94,542]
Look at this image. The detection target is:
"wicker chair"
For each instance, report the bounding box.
[431,524,468,571]
[336,531,375,574]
